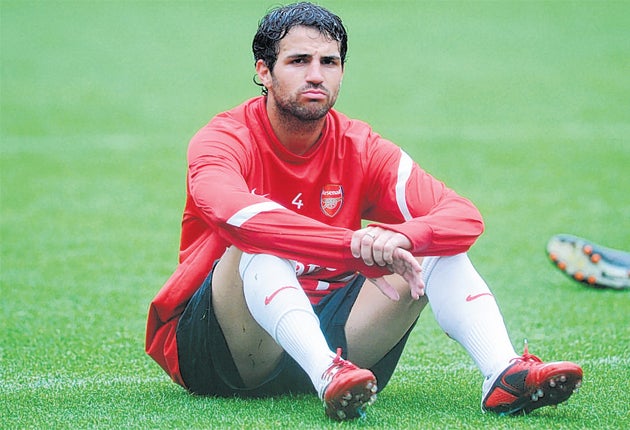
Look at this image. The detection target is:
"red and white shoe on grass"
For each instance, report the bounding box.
[319,348,377,421]
[482,341,583,415]
[547,234,630,289]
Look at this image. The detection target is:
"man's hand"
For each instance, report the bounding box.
[351,227,425,301]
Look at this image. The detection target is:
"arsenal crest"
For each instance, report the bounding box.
[320,184,343,217]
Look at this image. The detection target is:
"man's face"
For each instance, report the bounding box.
[258,25,344,121]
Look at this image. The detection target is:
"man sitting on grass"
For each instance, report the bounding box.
[146,1,582,421]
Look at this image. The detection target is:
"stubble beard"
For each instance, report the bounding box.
[270,78,338,126]
[275,95,333,122]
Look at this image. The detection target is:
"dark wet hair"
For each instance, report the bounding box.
[252,2,348,94]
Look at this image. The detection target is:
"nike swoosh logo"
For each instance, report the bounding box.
[466,293,494,302]
[251,188,270,198]
[264,286,298,305]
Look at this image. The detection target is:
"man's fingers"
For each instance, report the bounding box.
[369,277,401,301]
[410,282,425,300]
[360,234,375,265]
[388,248,424,300]
[353,230,424,299]
[350,231,363,258]
[392,248,421,271]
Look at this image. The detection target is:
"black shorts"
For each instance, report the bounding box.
[176,265,416,397]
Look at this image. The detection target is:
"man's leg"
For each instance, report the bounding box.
[345,272,428,369]
[345,254,513,378]
[423,253,583,415]
[345,254,512,376]
[211,246,284,386]
[422,253,517,378]
[237,251,341,392]
[346,252,582,415]
[212,246,377,420]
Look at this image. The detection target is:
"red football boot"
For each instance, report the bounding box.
[482,342,583,415]
[319,348,378,421]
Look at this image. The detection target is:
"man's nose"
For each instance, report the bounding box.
[305,62,324,84]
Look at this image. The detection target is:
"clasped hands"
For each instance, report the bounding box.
[350,227,425,301]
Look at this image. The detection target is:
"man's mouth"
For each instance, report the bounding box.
[302,88,327,99]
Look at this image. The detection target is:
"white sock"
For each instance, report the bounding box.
[239,253,336,395]
[423,253,517,381]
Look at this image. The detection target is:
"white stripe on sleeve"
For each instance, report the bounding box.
[396,149,413,221]
[226,201,284,227]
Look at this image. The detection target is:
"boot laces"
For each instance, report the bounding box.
[323,348,356,377]
[512,339,542,365]
[319,348,356,398]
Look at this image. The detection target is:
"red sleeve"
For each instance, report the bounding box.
[187,124,389,279]
[363,143,484,256]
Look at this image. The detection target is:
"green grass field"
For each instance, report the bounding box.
[1,1,629,428]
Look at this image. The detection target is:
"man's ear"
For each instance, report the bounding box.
[255,60,272,89]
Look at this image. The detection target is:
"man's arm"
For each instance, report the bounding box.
[187,130,390,279]
[363,146,484,256]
